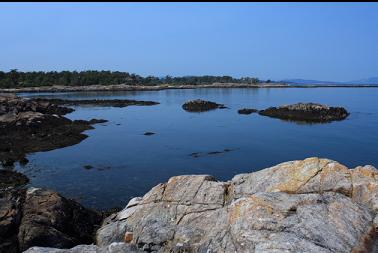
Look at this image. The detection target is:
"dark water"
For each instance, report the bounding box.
[16,88,378,210]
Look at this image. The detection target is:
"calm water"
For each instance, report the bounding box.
[16,88,378,210]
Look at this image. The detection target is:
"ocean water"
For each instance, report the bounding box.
[16,88,378,209]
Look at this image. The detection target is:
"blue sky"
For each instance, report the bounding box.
[0,3,377,81]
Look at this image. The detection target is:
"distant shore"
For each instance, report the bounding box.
[1,82,378,93]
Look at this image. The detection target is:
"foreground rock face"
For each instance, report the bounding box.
[259,103,349,123]
[28,158,378,253]
[0,170,103,253]
[0,94,107,166]
[182,99,226,112]
[0,183,25,253]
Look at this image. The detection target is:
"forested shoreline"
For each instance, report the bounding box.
[0,70,267,88]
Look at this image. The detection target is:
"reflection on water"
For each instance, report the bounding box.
[16,88,378,210]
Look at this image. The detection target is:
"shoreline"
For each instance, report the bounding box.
[1,82,378,93]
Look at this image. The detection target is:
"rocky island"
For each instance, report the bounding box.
[182,99,227,112]
[259,103,349,123]
[238,108,258,115]
[17,157,378,253]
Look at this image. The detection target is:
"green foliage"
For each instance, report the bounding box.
[0,70,263,88]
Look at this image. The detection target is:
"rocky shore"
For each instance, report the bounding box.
[0,94,159,166]
[1,83,377,94]
[21,157,378,253]
[0,83,287,93]
[0,94,105,166]
[33,98,159,108]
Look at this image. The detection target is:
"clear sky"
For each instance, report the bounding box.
[0,2,377,82]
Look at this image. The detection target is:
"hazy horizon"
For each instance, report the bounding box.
[1,2,377,82]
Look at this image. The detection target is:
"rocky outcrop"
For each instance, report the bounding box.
[0,170,103,253]
[238,108,258,115]
[0,94,107,166]
[259,103,349,122]
[26,157,378,253]
[0,94,73,117]
[182,99,227,112]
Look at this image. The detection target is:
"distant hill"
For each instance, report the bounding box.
[348,77,378,85]
[282,77,378,85]
[282,79,340,85]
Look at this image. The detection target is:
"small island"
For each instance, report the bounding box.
[182,99,227,112]
[259,102,349,122]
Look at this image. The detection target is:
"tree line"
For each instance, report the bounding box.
[0,69,269,88]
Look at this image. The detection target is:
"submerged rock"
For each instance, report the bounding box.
[83,165,94,170]
[238,108,258,115]
[190,148,237,158]
[182,99,226,112]
[143,132,155,136]
[259,102,349,122]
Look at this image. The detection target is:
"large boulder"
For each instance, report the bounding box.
[1,169,104,253]
[259,103,349,122]
[0,170,28,253]
[0,189,25,253]
[18,188,102,252]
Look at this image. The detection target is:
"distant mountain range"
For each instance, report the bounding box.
[281,77,378,85]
